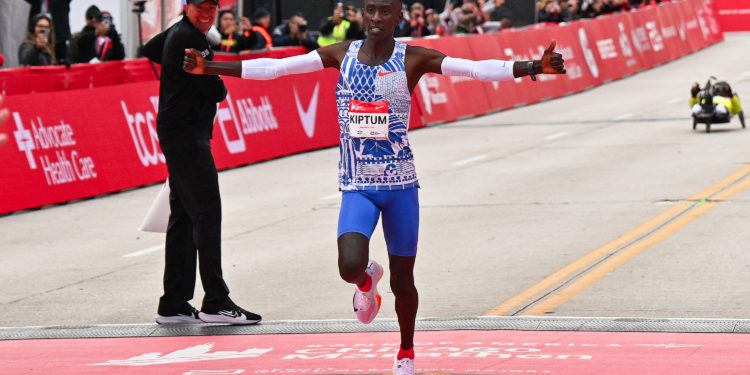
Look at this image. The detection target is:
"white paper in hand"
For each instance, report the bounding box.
[139,180,171,233]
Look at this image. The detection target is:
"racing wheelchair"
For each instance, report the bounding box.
[691,77,745,133]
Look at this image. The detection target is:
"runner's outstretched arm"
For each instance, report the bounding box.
[407,40,566,86]
[183,43,348,79]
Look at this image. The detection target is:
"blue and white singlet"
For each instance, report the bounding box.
[336,40,418,191]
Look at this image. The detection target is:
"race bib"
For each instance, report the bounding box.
[348,100,389,138]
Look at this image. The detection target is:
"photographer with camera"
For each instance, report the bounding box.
[18,13,56,66]
[272,12,319,51]
[408,2,431,37]
[68,6,125,63]
[451,0,483,34]
[318,2,351,47]
[216,10,257,53]
[537,0,573,23]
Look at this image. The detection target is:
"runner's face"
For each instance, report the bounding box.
[185,2,218,34]
[363,0,402,42]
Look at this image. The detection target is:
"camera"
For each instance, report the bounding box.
[101,12,113,27]
[298,23,308,32]
[128,0,149,14]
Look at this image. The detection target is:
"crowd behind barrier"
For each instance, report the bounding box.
[0,47,310,96]
[0,0,722,214]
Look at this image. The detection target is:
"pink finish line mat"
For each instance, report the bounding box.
[2,329,749,374]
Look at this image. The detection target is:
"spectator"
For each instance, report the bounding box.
[424,9,443,35]
[18,13,56,66]
[272,12,320,51]
[318,3,351,47]
[537,0,572,23]
[250,7,273,50]
[68,6,125,63]
[344,5,366,40]
[566,0,582,20]
[215,10,257,52]
[394,3,412,37]
[409,2,432,37]
[488,0,513,28]
[438,1,456,34]
[26,1,73,64]
[578,0,601,18]
[452,0,483,34]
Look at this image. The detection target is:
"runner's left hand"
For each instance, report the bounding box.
[541,40,566,75]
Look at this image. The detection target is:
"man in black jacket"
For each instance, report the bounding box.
[68,6,125,63]
[141,0,262,325]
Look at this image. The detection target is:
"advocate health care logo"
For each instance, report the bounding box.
[12,112,98,186]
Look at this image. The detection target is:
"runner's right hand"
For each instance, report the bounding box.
[184,48,205,75]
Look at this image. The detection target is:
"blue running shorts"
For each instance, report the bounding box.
[337,188,419,257]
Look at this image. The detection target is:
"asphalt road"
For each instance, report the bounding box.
[2,32,750,328]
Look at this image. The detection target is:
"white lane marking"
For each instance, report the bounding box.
[123,244,164,258]
[319,193,341,200]
[739,71,750,79]
[451,154,488,166]
[667,97,682,104]
[544,131,569,141]
[614,113,633,121]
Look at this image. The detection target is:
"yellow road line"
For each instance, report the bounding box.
[484,163,750,317]
[522,202,716,315]
[483,203,689,316]
[688,163,750,200]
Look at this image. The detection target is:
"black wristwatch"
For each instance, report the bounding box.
[527,61,537,82]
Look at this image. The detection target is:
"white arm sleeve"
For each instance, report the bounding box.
[241,50,324,80]
[441,56,515,82]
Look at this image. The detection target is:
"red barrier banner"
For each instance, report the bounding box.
[426,35,495,118]
[0,59,157,96]
[550,21,603,93]
[676,0,711,52]
[2,82,167,213]
[214,46,308,61]
[408,37,462,124]
[466,32,521,112]
[210,71,340,170]
[656,3,691,61]
[713,0,750,31]
[698,0,724,43]
[581,15,640,82]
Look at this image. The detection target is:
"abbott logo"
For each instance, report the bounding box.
[578,28,599,79]
[12,112,36,169]
[294,83,320,138]
[618,22,634,58]
[121,99,164,167]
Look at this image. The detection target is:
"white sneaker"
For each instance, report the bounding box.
[353,260,384,324]
[393,357,415,375]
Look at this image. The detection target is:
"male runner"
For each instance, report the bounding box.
[184,0,566,372]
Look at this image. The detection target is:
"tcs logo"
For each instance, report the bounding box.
[121,97,165,167]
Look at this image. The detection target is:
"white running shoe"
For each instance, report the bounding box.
[393,357,415,375]
[353,260,384,324]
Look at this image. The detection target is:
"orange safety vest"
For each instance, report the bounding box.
[252,25,273,48]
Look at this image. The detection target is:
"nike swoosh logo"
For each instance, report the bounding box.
[218,310,246,319]
[293,83,320,138]
[378,71,396,76]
